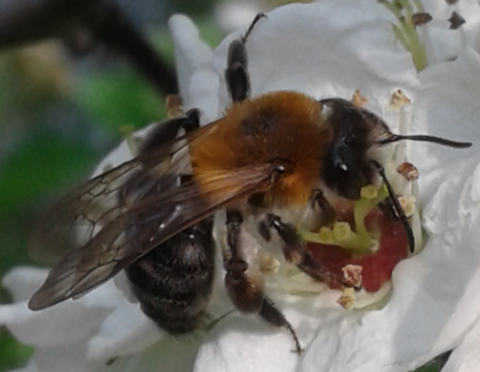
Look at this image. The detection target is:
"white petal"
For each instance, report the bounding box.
[409,48,480,204]
[420,0,480,64]
[442,316,480,372]
[90,124,154,177]
[169,14,218,121]
[0,269,123,348]
[210,0,418,122]
[185,67,221,124]
[215,0,265,33]
[11,338,200,372]
[87,300,162,361]
[2,267,50,303]
[194,292,347,372]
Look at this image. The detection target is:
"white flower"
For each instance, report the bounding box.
[1,1,479,372]
[303,47,480,372]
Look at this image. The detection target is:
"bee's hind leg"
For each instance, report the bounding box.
[259,297,303,353]
[223,209,303,353]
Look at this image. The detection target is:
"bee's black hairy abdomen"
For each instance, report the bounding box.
[125,217,215,335]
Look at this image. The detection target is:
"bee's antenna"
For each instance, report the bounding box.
[377,134,472,148]
[371,161,415,254]
[241,13,267,44]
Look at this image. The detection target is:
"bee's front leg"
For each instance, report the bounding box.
[262,211,354,289]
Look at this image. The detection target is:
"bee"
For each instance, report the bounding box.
[27,13,472,353]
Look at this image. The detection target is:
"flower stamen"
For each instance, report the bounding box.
[378,0,428,71]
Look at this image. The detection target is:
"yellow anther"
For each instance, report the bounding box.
[333,222,352,241]
[399,196,416,217]
[318,227,334,244]
[337,288,356,310]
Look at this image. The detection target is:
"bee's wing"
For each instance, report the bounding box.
[28,123,213,265]
[28,159,275,310]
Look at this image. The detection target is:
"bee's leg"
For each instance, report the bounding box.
[310,189,336,226]
[297,253,357,289]
[140,108,200,154]
[372,160,415,253]
[265,213,355,289]
[265,214,305,265]
[224,209,303,352]
[259,297,303,353]
[224,209,264,313]
[225,40,250,102]
[225,13,265,102]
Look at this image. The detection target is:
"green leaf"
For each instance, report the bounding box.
[0,132,100,215]
[74,70,166,133]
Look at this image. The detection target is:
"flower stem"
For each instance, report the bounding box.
[392,24,411,51]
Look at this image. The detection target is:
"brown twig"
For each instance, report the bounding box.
[0,0,177,95]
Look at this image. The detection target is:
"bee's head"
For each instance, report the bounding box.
[320,97,472,201]
[320,98,377,200]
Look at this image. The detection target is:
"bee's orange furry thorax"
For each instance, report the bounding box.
[190,91,332,208]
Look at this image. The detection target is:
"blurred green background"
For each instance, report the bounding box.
[0,0,449,371]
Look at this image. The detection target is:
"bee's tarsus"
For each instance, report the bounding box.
[259,297,303,354]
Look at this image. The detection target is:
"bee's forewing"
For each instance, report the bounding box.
[28,122,274,310]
